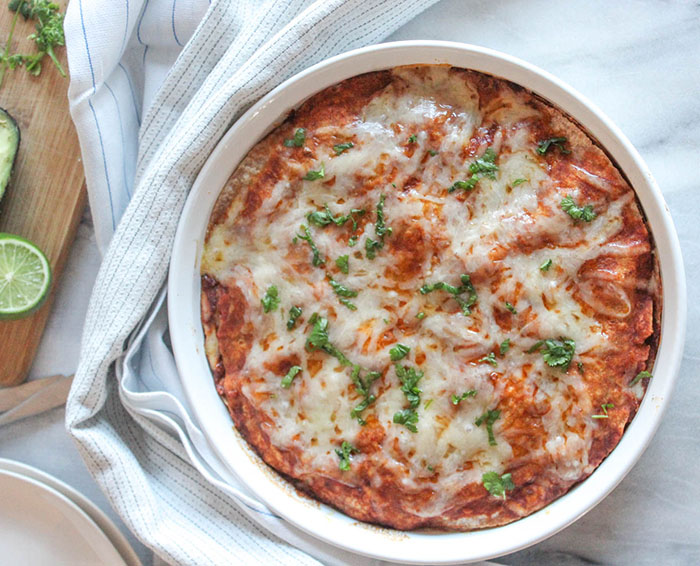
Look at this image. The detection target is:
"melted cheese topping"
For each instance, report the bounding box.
[201,66,658,528]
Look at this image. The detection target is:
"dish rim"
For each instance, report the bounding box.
[168,40,686,564]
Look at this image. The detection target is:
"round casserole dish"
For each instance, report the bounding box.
[168,41,686,564]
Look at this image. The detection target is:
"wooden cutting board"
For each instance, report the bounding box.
[0,3,86,386]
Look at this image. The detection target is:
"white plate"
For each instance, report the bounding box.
[0,468,129,566]
[168,41,686,564]
[0,459,141,566]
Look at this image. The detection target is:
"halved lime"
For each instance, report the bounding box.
[0,233,51,320]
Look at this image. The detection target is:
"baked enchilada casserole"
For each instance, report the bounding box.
[200,66,660,530]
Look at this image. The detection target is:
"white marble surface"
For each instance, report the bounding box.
[1,0,699,564]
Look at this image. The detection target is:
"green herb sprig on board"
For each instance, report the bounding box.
[0,1,66,89]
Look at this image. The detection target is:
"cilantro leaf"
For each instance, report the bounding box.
[540,259,553,272]
[537,137,570,155]
[420,273,478,316]
[451,390,477,405]
[261,286,280,313]
[469,147,499,179]
[280,365,302,388]
[328,277,358,298]
[505,301,517,315]
[416,311,426,320]
[335,441,359,471]
[365,237,381,259]
[393,408,419,432]
[295,224,325,267]
[561,195,596,222]
[475,409,501,446]
[408,134,417,144]
[283,128,306,147]
[395,364,424,408]
[333,141,354,155]
[303,163,325,181]
[499,339,511,356]
[528,338,576,370]
[389,343,410,362]
[428,149,439,156]
[286,306,302,330]
[339,297,357,310]
[306,314,330,352]
[448,147,499,193]
[482,471,515,499]
[512,178,527,186]
[307,204,365,229]
[479,352,497,367]
[630,370,652,386]
[335,255,349,274]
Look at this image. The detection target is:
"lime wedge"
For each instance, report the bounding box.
[0,233,51,320]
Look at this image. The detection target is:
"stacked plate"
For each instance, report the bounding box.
[0,459,140,566]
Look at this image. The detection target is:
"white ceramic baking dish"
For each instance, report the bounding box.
[168,41,686,564]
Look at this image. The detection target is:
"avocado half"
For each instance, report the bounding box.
[0,107,20,203]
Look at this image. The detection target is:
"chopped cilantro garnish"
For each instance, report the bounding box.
[303,163,325,181]
[499,339,511,356]
[348,236,358,247]
[364,194,392,260]
[283,128,306,147]
[306,315,378,423]
[475,409,501,446]
[307,204,365,230]
[537,136,570,155]
[389,343,410,362]
[420,273,478,316]
[295,224,325,267]
[261,286,280,313]
[335,255,349,274]
[448,178,478,193]
[540,258,553,272]
[592,403,615,419]
[451,390,477,405]
[280,365,302,388]
[479,352,497,367]
[335,441,359,471]
[512,178,527,186]
[482,471,515,499]
[577,361,585,374]
[349,364,380,398]
[333,142,354,155]
[286,306,302,330]
[428,149,439,156]
[393,408,419,433]
[449,147,499,193]
[395,364,423,409]
[424,399,433,410]
[375,193,392,239]
[630,370,652,386]
[328,278,358,298]
[561,195,596,222]
[505,301,517,315]
[306,314,331,352]
[528,338,575,370]
[408,134,417,144]
[416,311,426,320]
[339,298,357,310]
[470,147,499,178]
[365,238,381,259]
[351,394,376,424]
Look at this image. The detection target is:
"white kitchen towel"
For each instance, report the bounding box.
[63,1,444,565]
